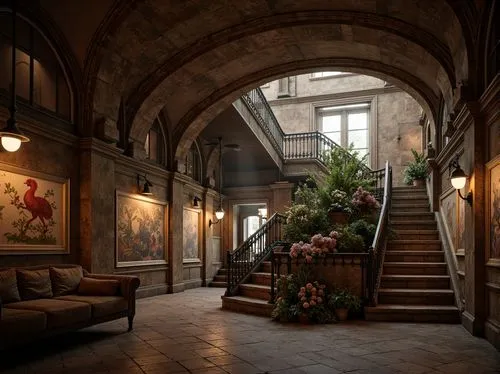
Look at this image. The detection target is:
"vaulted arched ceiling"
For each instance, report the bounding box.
[73,0,472,162]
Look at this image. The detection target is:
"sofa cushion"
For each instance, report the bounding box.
[55,295,128,319]
[50,266,83,297]
[17,269,53,300]
[5,299,91,329]
[0,307,46,336]
[78,277,120,296]
[0,269,21,303]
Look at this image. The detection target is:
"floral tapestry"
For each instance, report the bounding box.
[0,165,69,254]
[116,191,167,267]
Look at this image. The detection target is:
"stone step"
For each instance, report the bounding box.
[381,275,450,289]
[391,197,429,205]
[391,203,430,213]
[378,288,454,305]
[392,187,426,193]
[385,250,444,262]
[391,220,437,230]
[221,295,274,317]
[391,192,429,200]
[390,212,434,221]
[213,275,227,282]
[217,268,228,275]
[251,272,272,286]
[209,281,227,288]
[239,284,271,300]
[388,240,441,251]
[364,304,461,323]
[383,262,447,275]
[393,230,439,240]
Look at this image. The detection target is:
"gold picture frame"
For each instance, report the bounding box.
[115,191,167,267]
[183,207,200,262]
[486,154,500,261]
[0,163,69,254]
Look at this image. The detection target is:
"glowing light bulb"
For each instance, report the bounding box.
[1,136,21,152]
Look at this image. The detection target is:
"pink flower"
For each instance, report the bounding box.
[310,300,316,306]
[300,287,306,293]
[311,295,317,301]
[305,255,313,263]
[318,289,324,296]
[317,297,323,304]
[301,296,306,302]
[303,302,310,309]
[306,283,313,290]
[312,287,317,294]
[298,292,305,298]
[329,231,339,239]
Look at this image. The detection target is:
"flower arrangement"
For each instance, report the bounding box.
[352,186,380,213]
[328,189,353,214]
[296,281,335,323]
[289,232,338,262]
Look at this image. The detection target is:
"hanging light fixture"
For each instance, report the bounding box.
[449,154,472,206]
[0,1,30,152]
[209,137,225,227]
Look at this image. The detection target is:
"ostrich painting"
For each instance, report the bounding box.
[23,178,53,232]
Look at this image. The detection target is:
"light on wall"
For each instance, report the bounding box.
[258,207,267,219]
[209,206,225,227]
[0,3,30,152]
[449,155,472,206]
[193,196,202,208]
[137,174,153,195]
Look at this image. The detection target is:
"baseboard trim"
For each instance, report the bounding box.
[184,279,202,290]
[170,282,185,293]
[136,284,168,299]
[485,319,500,351]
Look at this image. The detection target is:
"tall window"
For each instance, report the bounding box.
[311,71,344,78]
[0,11,72,122]
[145,121,165,164]
[186,142,202,183]
[318,103,370,159]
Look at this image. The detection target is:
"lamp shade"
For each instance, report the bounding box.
[141,182,153,195]
[450,167,467,189]
[0,119,30,152]
[1,135,21,152]
[215,208,224,220]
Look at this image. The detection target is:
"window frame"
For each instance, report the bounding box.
[312,96,378,168]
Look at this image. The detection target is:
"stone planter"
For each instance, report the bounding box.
[328,210,349,225]
[413,179,425,187]
[335,308,349,321]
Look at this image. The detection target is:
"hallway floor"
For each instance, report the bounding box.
[1,288,499,374]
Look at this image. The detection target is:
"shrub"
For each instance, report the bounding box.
[403,148,428,185]
[349,219,377,250]
[334,225,366,253]
[328,288,361,312]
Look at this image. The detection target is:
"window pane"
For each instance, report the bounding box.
[322,115,341,132]
[325,131,341,144]
[355,149,369,163]
[149,131,158,161]
[16,49,30,101]
[348,112,368,130]
[348,129,368,149]
[312,71,343,77]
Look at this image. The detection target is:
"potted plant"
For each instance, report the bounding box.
[327,190,353,225]
[328,288,361,321]
[403,149,428,187]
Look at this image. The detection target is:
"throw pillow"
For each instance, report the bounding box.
[77,277,120,296]
[0,269,21,303]
[50,266,83,297]
[17,269,53,300]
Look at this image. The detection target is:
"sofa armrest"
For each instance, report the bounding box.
[84,273,140,310]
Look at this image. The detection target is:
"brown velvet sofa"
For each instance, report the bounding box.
[0,264,140,349]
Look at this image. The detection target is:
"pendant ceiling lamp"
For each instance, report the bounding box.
[0,1,30,152]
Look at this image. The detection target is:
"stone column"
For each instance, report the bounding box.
[462,103,486,336]
[202,189,218,284]
[168,173,186,293]
[79,139,118,274]
[270,181,293,214]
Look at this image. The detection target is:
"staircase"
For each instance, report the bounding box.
[365,186,461,323]
[209,268,227,288]
[221,260,274,316]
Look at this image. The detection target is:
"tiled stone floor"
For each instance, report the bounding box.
[1,288,499,374]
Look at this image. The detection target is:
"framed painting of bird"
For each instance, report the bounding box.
[0,163,69,254]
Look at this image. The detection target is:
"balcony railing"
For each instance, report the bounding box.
[241,88,371,175]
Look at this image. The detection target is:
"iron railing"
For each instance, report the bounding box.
[226,213,287,296]
[241,88,284,157]
[367,161,393,305]
[241,88,372,175]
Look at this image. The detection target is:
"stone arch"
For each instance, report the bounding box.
[87,0,473,148]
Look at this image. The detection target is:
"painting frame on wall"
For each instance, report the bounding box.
[115,190,167,268]
[0,163,70,255]
[183,207,200,263]
[486,155,500,263]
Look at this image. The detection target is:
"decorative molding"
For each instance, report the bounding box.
[486,282,500,293]
[115,266,168,275]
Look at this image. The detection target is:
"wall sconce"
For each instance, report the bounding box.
[449,155,472,206]
[193,196,202,208]
[209,207,224,227]
[258,207,267,219]
[0,3,30,152]
[137,174,153,195]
